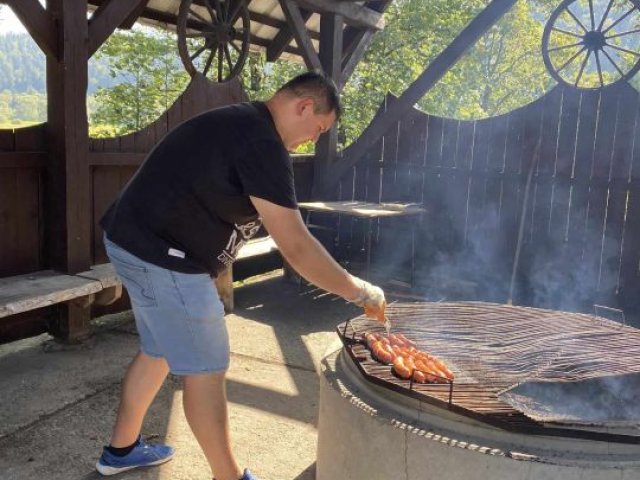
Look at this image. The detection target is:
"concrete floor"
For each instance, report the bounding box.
[0,274,361,480]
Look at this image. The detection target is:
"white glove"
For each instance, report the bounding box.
[347,276,386,322]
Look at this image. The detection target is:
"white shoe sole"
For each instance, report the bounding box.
[95,454,174,476]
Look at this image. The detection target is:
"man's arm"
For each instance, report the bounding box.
[250,196,362,301]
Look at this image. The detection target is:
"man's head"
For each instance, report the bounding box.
[266,71,341,151]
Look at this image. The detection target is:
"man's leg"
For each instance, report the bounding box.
[110,351,170,447]
[183,372,242,480]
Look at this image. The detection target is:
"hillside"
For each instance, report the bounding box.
[0,32,118,94]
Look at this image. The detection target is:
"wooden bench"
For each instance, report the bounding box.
[214,236,279,312]
[0,238,278,342]
[0,263,123,342]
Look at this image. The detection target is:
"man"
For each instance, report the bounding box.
[96,72,386,480]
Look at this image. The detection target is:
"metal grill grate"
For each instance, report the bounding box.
[338,301,640,443]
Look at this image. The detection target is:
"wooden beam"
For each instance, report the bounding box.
[340,29,373,88]
[323,0,518,192]
[340,0,392,87]
[46,0,92,275]
[6,0,58,59]
[266,8,313,62]
[0,153,47,169]
[313,12,343,196]
[88,0,149,57]
[279,0,322,71]
[293,0,384,30]
[119,0,150,29]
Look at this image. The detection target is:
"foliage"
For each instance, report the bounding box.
[0,90,46,123]
[339,0,558,146]
[90,28,190,137]
[3,0,640,148]
[0,32,118,94]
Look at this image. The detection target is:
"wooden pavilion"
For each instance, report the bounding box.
[2,0,640,344]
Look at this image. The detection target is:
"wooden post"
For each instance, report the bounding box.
[46,0,93,341]
[313,12,343,198]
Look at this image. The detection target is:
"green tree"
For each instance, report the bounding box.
[339,0,557,146]
[0,90,13,124]
[90,28,190,137]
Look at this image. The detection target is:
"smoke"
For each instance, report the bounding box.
[499,374,640,425]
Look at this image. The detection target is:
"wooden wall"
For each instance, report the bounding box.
[0,125,47,277]
[336,82,640,323]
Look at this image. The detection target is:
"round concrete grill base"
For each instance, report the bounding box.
[316,349,640,480]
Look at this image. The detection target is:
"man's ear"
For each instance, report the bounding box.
[297,97,315,116]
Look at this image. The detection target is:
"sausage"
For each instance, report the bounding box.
[392,356,413,380]
[413,358,438,383]
[395,333,416,348]
[372,341,395,364]
[412,370,427,384]
[429,357,455,381]
[388,333,408,348]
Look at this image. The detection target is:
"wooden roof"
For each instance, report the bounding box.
[87,0,388,65]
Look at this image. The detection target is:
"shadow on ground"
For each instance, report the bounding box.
[0,274,357,480]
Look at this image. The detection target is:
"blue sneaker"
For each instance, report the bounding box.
[241,468,258,480]
[95,437,174,476]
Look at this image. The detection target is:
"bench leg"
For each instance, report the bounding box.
[214,266,234,313]
[50,295,94,343]
[94,284,123,306]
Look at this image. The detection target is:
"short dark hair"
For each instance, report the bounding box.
[277,71,342,119]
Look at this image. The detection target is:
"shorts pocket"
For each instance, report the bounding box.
[108,251,157,308]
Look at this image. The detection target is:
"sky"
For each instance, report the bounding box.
[0,6,27,34]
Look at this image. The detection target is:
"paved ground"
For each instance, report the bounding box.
[0,274,361,480]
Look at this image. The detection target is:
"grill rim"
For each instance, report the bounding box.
[337,308,640,445]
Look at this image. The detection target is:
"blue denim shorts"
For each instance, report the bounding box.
[104,235,229,375]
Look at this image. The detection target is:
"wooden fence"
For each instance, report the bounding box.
[336,82,640,323]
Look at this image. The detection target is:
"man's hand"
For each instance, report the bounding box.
[347,277,386,323]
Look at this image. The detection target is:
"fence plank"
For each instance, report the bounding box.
[0,130,15,152]
[0,169,18,276]
[14,169,41,272]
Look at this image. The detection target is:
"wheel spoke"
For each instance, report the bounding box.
[556,46,587,73]
[190,44,208,61]
[202,48,216,76]
[212,0,224,24]
[574,50,590,87]
[551,26,584,39]
[547,41,584,53]
[224,44,234,71]
[228,0,243,25]
[597,0,615,32]
[588,0,596,30]
[229,40,241,54]
[189,7,211,26]
[186,32,208,39]
[595,50,604,87]
[606,28,640,39]
[218,44,224,81]
[203,0,218,23]
[602,6,636,36]
[601,46,626,76]
[606,42,640,57]
[565,7,588,33]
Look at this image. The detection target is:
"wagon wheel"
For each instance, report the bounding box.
[177,0,250,82]
[542,0,640,89]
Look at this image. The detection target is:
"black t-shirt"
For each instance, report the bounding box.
[100,101,297,277]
